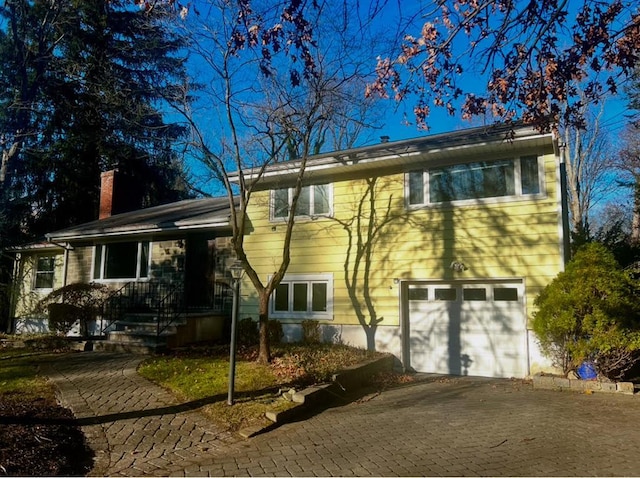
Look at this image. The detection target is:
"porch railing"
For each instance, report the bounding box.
[100,280,233,336]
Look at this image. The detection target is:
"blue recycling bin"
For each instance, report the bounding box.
[577,361,597,380]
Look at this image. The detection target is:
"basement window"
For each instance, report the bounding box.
[270,274,333,320]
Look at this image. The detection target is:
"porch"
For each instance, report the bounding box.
[94,280,233,353]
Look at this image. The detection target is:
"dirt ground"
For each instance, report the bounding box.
[0,393,93,476]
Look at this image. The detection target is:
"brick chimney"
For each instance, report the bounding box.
[99,170,117,219]
[99,169,142,219]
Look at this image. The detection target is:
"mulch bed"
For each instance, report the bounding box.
[0,393,93,476]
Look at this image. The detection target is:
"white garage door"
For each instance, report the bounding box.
[408,281,527,378]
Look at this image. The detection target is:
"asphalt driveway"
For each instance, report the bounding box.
[45,353,640,476]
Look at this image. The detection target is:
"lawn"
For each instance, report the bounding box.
[0,336,93,476]
[138,343,387,431]
[0,334,408,474]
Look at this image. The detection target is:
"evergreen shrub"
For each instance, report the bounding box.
[533,242,640,380]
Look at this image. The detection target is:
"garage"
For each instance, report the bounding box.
[406,280,527,378]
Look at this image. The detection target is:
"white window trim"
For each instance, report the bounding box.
[270,184,334,222]
[92,241,152,282]
[405,156,546,209]
[32,254,56,291]
[407,280,525,306]
[269,273,334,320]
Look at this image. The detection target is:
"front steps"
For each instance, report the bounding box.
[94,312,183,354]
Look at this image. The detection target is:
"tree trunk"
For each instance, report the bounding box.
[632,182,640,247]
[257,291,271,364]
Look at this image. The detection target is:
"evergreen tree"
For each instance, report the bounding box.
[0,0,190,242]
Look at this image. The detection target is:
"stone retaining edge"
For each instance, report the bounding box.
[532,373,635,395]
[241,354,395,438]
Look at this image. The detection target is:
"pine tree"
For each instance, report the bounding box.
[0,0,191,241]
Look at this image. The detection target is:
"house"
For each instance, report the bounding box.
[8,170,236,349]
[235,122,569,378]
[8,122,568,377]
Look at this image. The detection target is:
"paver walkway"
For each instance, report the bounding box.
[43,352,238,476]
[44,351,640,476]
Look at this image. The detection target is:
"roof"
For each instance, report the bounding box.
[46,197,234,242]
[230,122,557,188]
[5,241,66,254]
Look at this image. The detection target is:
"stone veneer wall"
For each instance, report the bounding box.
[66,246,94,284]
[150,240,185,283]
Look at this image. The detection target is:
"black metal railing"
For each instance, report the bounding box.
[156,283,185,336]
[100,280,233,336]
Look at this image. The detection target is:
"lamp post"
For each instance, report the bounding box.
[227,260,244,406]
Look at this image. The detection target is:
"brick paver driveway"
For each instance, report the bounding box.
[46,353,639,476]
[214,376,639,477]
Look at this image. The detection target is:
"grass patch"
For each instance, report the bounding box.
[138,343,383,431]
[0,335,69,401]
[0,355,53,399]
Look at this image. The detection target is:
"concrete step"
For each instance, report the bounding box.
[121,312,159,323]
[107,330,174,344]
[115,320,185,334]
[93,340,166,354]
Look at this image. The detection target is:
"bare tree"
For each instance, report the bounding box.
[561,97,618,245]
[178,0,384,362]
[617,123,640,245]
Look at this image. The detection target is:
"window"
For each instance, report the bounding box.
[271,274,333,319]
[408,287,429,301]
[407,156,542,206]
[93,241,151,280]
[272,184,332,220]
[34,256,56,289]
[463,288,487,301]
[494,287,519,301]
[434,288,457,301]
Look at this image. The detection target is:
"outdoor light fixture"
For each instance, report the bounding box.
[450,261,468,272]
[227,260,245,406]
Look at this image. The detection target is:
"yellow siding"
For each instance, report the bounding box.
[241,152,564,328]
[13,252,64,318]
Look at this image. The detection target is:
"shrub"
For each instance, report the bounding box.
[268,320,284,344]
[237,318,259,346]
[533,242,640,379]
[23,334,72,351]
[48,304,83,336]
[301,320,321,344]
[36,283,112,337]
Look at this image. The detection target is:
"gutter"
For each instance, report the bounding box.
[45,241,73,288]
[45,221,231,243]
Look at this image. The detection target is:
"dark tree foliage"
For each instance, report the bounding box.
[0,0,190,243]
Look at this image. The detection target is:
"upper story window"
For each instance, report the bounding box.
[93,241,151,281]
[407,156,542,206]
[34,255,56,290]
[272,184,332,220]
[270,274,333,320]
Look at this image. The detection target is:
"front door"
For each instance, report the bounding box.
[184,235,216,309]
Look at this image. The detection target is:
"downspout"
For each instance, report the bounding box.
[46,240,73,288]
[7,252,21,334]
[62,247,69,288]
[552,130,571,267]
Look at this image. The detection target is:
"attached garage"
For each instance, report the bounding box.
[405,280,528,378]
